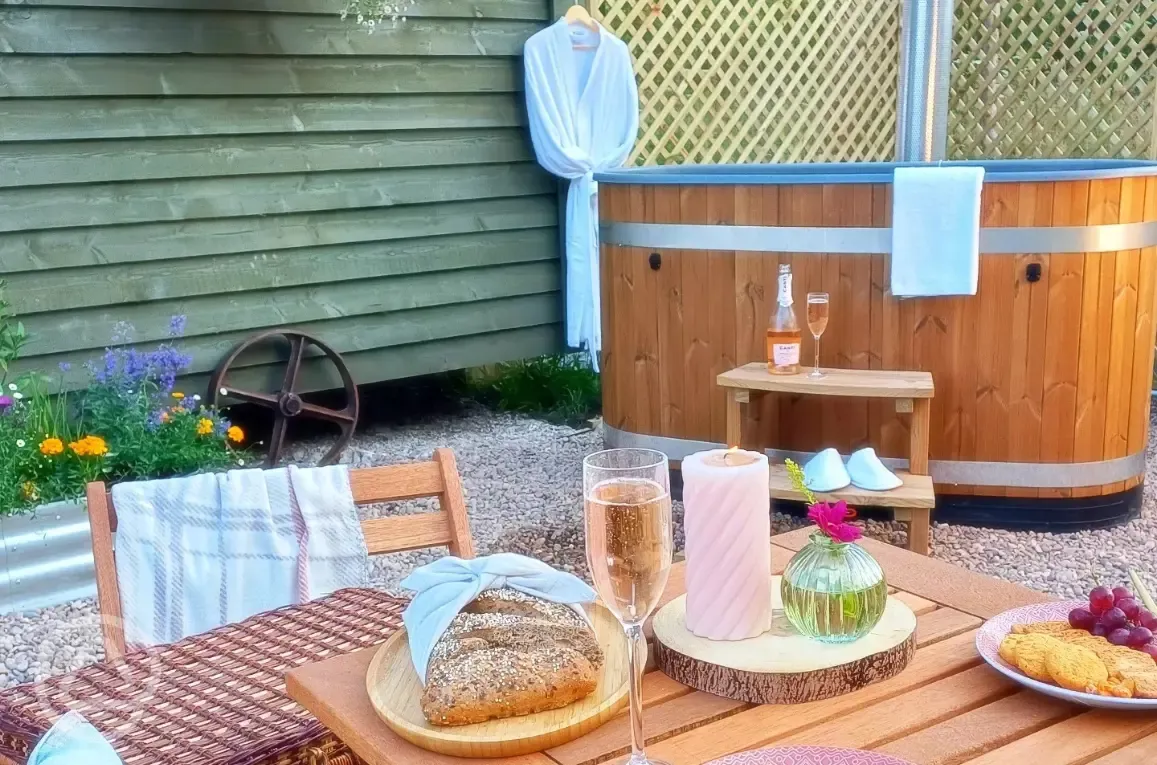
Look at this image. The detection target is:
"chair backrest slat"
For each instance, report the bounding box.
[361,514,453,554]
[88,447,475,661]
[349,460,444,504]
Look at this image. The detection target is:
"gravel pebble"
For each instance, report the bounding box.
[3,404,1157,689]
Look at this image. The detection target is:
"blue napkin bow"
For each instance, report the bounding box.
[27,712,123,765]
[401,553,597,681]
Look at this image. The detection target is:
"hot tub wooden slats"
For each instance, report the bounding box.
[600,176,1157,498]
[1005,181,1051,500]
[1128,183,1157,488]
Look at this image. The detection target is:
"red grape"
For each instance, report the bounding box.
[1092,622,1109,637]
[1142,642,1157,661]
[1068,607,1096,631]
[1090,586,1115,615]
[1108,627,1132,646]
[1118,598,1142,621]
[1128,627,1154,648]
[1112,586,1134,604]
[1140,610,1157,631]
[1102,607,1128,630]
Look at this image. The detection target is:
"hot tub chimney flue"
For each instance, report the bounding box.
[896,0,955,162]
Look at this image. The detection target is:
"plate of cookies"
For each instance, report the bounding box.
[977,590,1157,709]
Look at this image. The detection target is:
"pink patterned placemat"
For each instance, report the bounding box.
[706,746,915,765]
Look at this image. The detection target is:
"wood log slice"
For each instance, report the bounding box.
[651,578,916,705]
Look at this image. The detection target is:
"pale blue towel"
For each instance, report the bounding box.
[27,712,123,765]
[891,166,985,297]
[401,553,597,682]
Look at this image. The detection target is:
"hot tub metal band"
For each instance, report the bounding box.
[603,425,1146,489]
[599,221,1157,255]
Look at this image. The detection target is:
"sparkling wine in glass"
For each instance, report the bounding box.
[584,448,673,765]
[806,292,830,379]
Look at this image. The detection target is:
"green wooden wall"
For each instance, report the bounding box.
[0,0,562,392]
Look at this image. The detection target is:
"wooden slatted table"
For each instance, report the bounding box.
[718,364,936,555]
[286,528,1157,765]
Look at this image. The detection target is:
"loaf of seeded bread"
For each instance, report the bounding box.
[420,588,604,726]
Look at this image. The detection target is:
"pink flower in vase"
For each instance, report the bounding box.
[807,500,863,543]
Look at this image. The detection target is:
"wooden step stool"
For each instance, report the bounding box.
[717,364,936,555]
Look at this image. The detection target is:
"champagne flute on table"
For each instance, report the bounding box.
[807,292,830,379]
[584,448,673,765]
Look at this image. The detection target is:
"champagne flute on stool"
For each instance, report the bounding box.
[583,448,673,765]
[807,292,830,379]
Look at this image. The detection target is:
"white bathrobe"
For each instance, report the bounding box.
[524,18,639,369]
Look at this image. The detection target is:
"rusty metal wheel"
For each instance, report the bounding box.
[207,329,358,467]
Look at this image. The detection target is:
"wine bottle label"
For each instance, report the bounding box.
[773,342,800,366]
[778,273,793,306]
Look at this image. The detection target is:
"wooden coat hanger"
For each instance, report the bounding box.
[565,3,599,49]
[565,4,598,31]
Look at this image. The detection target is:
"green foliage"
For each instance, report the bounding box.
[784,458,817,506]
[0,281,27,387]
[0,317,248,517]
[466,354,601,426]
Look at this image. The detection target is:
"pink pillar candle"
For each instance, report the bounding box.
[682,448,771,641]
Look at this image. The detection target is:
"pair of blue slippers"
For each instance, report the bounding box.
[802,447,903,492]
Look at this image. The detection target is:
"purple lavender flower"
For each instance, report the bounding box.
[96,347,118,384]
[111,321,134,345]
[124,348,147,383]
[215,417,232,437]
[145,409,166,431]
[0,395,12,412]
[148,344,192,394]
[84,321,195,398]
[58,361,71,373]
[168,315,187,338]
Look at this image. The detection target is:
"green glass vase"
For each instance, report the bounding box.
[781,532,887,643]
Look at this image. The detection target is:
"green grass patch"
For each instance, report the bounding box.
[464,354,601,427]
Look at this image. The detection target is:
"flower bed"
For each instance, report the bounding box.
[1,309,247,519]
[0,289,254,611]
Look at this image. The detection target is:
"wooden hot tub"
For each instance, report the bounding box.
[596,160,1157,529]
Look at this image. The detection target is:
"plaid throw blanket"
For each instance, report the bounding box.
[111,465,369,647]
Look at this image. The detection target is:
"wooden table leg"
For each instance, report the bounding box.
[909,398,930,476]
[906,511,930,556]
[725,389,748,448]
[907,398,932,556]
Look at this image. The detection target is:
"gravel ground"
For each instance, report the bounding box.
[3,405,1157,689]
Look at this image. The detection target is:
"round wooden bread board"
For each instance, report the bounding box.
[652,576,916,704]
[366,602,629,758]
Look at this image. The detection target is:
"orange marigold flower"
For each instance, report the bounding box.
[227,425,244,444]
[172,406,186,415]
[171,392,185,400]
[39,437,64,456]
[69,435,109,457]
[196,418,214,436]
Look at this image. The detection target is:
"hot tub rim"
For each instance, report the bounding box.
[595,158,1157,186]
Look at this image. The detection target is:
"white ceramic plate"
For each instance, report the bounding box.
[976,600,1157,710]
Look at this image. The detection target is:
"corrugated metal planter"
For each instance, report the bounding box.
[0,500,95,615]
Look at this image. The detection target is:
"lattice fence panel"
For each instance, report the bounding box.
[591,0,902,166]
[950,0,1157,159]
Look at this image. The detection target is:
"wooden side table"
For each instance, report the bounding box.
[717,364,936,555]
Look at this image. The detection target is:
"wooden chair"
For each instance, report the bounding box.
[86,448,475,661]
